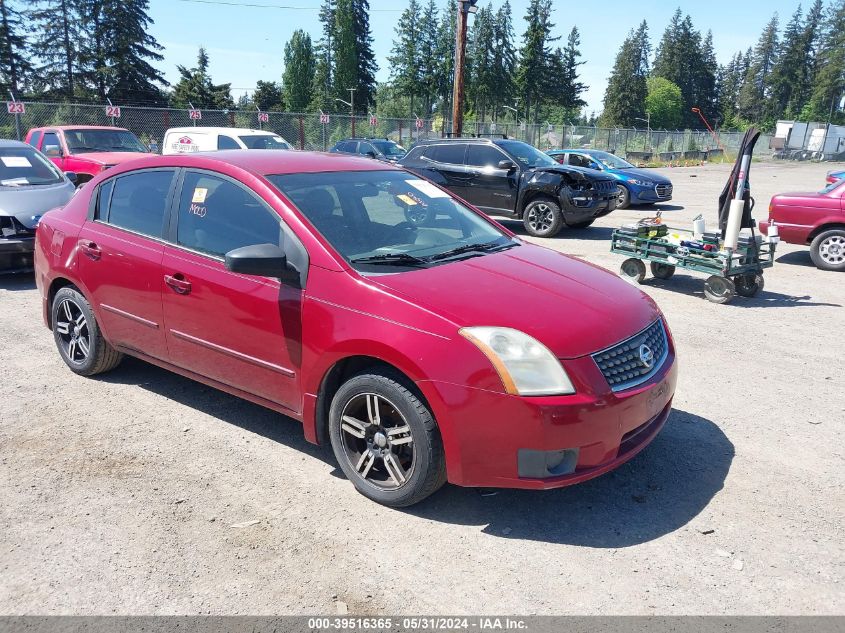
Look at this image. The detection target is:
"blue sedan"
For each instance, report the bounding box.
[547,149,673,209]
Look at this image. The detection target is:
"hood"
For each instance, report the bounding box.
[613,167,672,184]
[0,180,76,228]
[71,151,155,166]
[368,243,661,359]
[533,164,608,181]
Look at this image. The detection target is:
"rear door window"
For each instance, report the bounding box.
[426,144,466,165]
[217,135,240,150]
[103,170,175,238]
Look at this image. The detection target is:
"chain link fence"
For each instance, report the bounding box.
[0,101,771,162]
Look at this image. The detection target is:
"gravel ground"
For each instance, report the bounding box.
[1,160,843,616]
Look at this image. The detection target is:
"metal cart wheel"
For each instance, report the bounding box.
[619,258,646,284]
[650,261,676,280]
[734,273,764,297]
[703,275,736,304]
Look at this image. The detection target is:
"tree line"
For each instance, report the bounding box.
[603,2,845,131]
[0,0,842,131]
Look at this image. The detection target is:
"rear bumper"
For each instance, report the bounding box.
[0,236,35,273]
[423,347,677,489]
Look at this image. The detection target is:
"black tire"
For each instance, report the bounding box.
[52,286,123,376]
[566,219,594,229]
[703,275,736,304]
[734,273,764,297]
[616,184,631,209]
[619,257,646,284]
[523,197,564,238]
[809,229,845,271]
[328,369,446,507]
[650,261,676,279]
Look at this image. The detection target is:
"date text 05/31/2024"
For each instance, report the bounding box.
[306,617,528,630]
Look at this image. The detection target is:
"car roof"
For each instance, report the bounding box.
[31,125,130,132]
[414,137,505,145]
[164,127,279,136]
[104,149,399,177]
[0,139,35,148]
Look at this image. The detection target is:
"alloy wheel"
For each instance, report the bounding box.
[526,204,554,233]
[339,393,415,490]
[819,235,845,265]
[55,298,90,364]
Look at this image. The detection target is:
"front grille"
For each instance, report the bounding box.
[655,184,672,198]
[594,179,617,194]
[592,320,668,392]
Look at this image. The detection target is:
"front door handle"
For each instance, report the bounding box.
[79,240,101,261]
[164,273,192,295]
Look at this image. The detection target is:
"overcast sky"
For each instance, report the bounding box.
[149,0,811,115]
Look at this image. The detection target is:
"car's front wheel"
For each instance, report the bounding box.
[328,369,446,507]
[523,197,564,237]
[810,229,845,271]
[51,286,123,376]
[616,185,631,209]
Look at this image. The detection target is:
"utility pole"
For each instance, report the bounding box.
[451,0,478,137]
[336,88,357,138]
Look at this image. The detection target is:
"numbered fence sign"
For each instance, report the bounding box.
[415,118,424,130]
[189,109,202,121]
[106,105,121,118]
[7,101,25,114]
[320,113,330,124]
[258,112,269,123]
[369,115,378,127]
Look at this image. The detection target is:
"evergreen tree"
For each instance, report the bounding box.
[97,0,166,103]
[792,0,826,118]
[806,0,845,123]
[309,0,334,112]
[769,6,805,120]
[282,30,315,112]
[433,1,457,121]
[418,0,440,117]
[170,48,233,109]
[696,30,718,121]
[738,14,779,124]
[252,80,284,111]
[515,0,557,122]
[468,5,496,121]
[352,0,378,111]
[30,0,81,97]
[718,51,746,128]
[0,0,31,96]
[388,0,422,116]
[332,0,378,113]
[492,0,517,119]
[559,26,587,119]
[601,21,649,127]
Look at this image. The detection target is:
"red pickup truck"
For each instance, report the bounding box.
[761,179,845,271]
[25,126,154,187]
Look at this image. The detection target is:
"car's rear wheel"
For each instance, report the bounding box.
[616,185,631,209]
[52,287,123,376]
[328,370,446,507]
[523,198,564,238]
[810,229,845,271]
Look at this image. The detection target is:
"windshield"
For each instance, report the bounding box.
[64,129,148,154]
[0,147,64,186]
[371,141,406,158]
[239,135,292,150]
[590,151,634,170]
[268,170,514,270]
[497,140,557,168]
[821,180,844,194]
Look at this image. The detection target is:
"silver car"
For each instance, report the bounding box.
[0,140,75,272]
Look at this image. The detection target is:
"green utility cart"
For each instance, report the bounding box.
[610,229,777,304]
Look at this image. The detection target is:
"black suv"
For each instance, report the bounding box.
[330,138,407,163]
[397,137,617,237]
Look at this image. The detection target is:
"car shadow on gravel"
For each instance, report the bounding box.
[642,273,841,308]
[0,272,35,291]
[405,409,733,548]
[98,356,333,465]
[775,250,816,268]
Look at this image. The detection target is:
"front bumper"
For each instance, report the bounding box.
[631,183,673,203]
[424,346,677,489]
[560,188,619,223]
[0,235,35,273]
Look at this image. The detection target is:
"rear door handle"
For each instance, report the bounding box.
[164,273,192,295]
[79,240,101,261]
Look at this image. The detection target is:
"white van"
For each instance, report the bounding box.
[161,127,293,155]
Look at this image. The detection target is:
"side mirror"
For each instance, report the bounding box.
[43,145,62,158]
[498,159,517,171]
[225,243,290,278]
[64,171,78,184]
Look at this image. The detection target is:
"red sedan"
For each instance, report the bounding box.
[761,179,845,271]
[34,151,677,506]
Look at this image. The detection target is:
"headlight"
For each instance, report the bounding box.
[459,327,576,396]
[628,179,655,187]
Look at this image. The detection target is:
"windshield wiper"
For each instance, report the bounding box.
[426,240,516,262]
[350,253,430,267]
